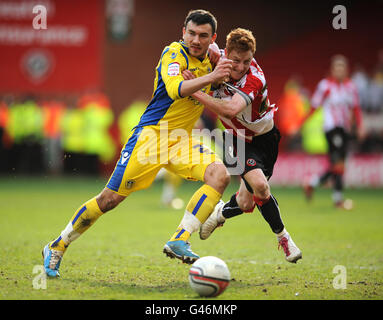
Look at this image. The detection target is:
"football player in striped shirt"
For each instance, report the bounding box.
[182,28,302,263]
[302,54,365,209]
[42,9,234,277]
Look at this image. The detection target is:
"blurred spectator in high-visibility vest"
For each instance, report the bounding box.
[6,96,44,173]
[7,97,43,144]
[300,107,328,155]
[61,102,86,175]
[276,76,312,151]
[61,92,115,176]
[0,99,11,172]
[118,100,146,145]
[0,100,9,138]
[78,92,116,174]
[41,99,66,175]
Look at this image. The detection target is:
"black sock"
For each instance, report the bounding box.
[334,174,343,192]
[222,193,244,219]
[257,194,285,234]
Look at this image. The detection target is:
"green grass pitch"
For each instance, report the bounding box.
[0,176,382,300]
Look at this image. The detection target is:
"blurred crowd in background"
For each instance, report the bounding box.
[0,0,382,178]
[0,91,220,176]
[1,54,383,177]
[0,91,117,175]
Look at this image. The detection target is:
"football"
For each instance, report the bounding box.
[188,256,231,297]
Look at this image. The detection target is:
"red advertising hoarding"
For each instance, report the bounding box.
[0,0,103,93]
[272,153,383,188]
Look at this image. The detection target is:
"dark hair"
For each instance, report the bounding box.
[184,9,217,35]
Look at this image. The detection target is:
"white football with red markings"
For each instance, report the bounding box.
[188,256,230,297]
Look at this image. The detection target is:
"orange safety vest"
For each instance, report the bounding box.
[276,88,307,136]
[42,101,65,139]
[0,102,8,128]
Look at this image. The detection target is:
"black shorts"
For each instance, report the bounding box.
[223,126,281,193]
[325,127,349,164]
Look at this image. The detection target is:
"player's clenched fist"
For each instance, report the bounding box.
[209,58,232,83]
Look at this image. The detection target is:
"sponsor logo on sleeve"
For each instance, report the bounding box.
[168,62,180,76]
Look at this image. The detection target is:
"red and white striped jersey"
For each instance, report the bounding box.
[311,77,361,132]
[212,58,276,142]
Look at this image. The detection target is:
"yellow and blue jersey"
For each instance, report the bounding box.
[107,41,218,196]
[136,41,213,133]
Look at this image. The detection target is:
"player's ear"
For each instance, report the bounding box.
[182,27,186,39]
[210,33,217,44]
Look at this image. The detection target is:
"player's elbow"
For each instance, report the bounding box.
[222,105,241,119]
[222,94,248,119]
[224,110,237,119]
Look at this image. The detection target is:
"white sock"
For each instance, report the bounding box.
[276,228,288,239]
[332,191,343,204]
[179,210,202,234]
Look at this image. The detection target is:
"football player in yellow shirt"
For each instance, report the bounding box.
[43,9,233,277]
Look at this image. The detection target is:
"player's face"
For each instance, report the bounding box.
[226,49,253,81]
[183,21,217,59]
[331,60,348,81]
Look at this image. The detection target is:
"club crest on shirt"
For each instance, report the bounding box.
[125,180,135,189]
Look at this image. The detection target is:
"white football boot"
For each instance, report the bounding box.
[199,200,226,240]
[278,232,302,263]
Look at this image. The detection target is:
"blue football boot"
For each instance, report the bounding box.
[163,240,200,264]
[42,241,65,278]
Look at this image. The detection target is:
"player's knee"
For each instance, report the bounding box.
[96,189,125,213]
[252,180,270,200]
[219,168,231,188]
[204,162,230,193]
[212,164,230,187]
